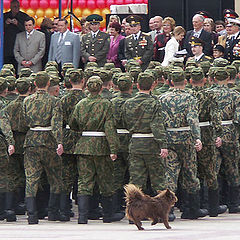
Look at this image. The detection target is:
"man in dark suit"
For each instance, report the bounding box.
[224,18,240,63]
[184,14,212,57]
[125,15,154,71]
[48,19,81,70]
[81,14,110,67]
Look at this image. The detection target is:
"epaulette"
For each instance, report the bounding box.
[142,32,150,36]
[205,56,212,60]
[126,35,132,39]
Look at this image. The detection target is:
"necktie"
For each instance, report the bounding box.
[56,34,63,64]
[135,34,138,41]
[93,33,96,39]
[27,33,30,39]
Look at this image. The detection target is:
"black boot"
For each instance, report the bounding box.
[59,193,70,221]
[26,197,38,224]
[228,186,240,213]
[15,188,26,215]
[208,188,219,217]
[180,190,190,219]
[78,195,89,224]
[36,187,49,220]
[112,190,125,219]
[48,193,60,221]
[0,192,6,220]
[101,196,124,223]
[168,207,176,222]
[88,193,102,220]
[5,192,16,222]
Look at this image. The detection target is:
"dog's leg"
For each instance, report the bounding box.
[135,220,144,230]
[151,218,158,225]
[162,217,171,229]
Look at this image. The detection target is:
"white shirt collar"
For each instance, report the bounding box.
[195,53,204,62]
[133,31,141,39]
[91,30,99,37]
[26,29,35,38]
[232,31,240,39]
[193,28,203,36]
[58,29,68,43]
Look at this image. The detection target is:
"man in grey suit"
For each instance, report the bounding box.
[14,17,45,73]
[149,16,163,41]
[48,19,80,70]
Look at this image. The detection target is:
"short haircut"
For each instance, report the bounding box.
[59,18,68,24]
[193,14,205,22]
[10,0,20,5]
[215,20,225,27]
[109,22,122,33]
[25,16,35,25]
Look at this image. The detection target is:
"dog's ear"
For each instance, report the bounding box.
[165,189,171,197]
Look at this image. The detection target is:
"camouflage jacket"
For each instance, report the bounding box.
[23,90,63,148]
[101,88,113,100]
[4,95,28,153]
[159,89,201,145]
[122,92,167,154]
[5,92,19,105]
[211,84,240,143]
[70,94,119,155]
[111,92,132,152]
[191,86,223,145]
[60,89,85,154]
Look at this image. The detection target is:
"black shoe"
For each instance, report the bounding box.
[26,197,38,224]
[88,207,102,220]
[228,186,240,213]
[48,193,60,221]
[78,195,89,224]
[5,192,16,222]
[218,205,227,215]
[15,203,26,215]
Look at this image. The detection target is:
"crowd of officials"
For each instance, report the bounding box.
[1,0,240,225]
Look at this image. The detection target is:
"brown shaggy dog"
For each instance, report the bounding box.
[124,184,177,230]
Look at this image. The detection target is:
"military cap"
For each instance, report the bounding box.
[64,76,72,89]
[111,68,122,74]
[0,68,14,77]
[65,68,75,77]
[86,14,103,23]
[126,15,142,26]
[208,67,220,78]
[144,69,157,80]
[191,67,204,81]
[35,71,50,87]
[0,77,9,92]
[225,65,237,79]
[231,60,240,73]
[226,17,240,27]
[190,37,205,47]
[213,57,229,67]
[171,59,184,69]
[223,9,239,19]
[87,76,103,92]
[200,61,211,76]
[6,76,16,91]
[196,10,212,19]
[19,68,33,77]
[16,77,31,93]
[48,71,59,77]
[162,66,171,79]
[147,61,161,69]
[155,66,163,77]
[171,69,185,83]
[137,72,154,89]
[129,67,142,83]
[69,69,84,83]
[104,63,115,70]
[93,69,111,82]
[2,64,15,74]
[62,63,75,76]
[86,62,98,69]
[27,75,37,91]
[45,66,58,73]
[117,74,133,91]
[126,59,140,72]
[213,44,225,54]
[49,76,60,87]
[45,61,58,70]
[185,66,196,80]
[84,67,96,80]
[214,67,230,81]
[185,59,198,68]
[112,72,124,86]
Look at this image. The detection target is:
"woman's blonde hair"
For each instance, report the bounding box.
[162,17,176,31]
[173,26,186,36]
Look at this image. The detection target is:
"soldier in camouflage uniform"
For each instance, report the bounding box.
[111,74,133,214]
[159,69,208,220]
[19,68,33,78]
[190,68,227,217]
[60,70,86,220]
[4,78,31,221]
[122,72,168,194]
[0,77,15,221]
[70,76,123,224]
[5,76,18,103]
[211,68,240,213]
[22,71,64,224]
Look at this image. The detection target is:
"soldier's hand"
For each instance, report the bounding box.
[56,144,64,156]
[215,137,222,148]
[160,149,168,158]
[89,56,97,62]
[110,154,117,161]
[195,139,202,152]
[8,145,15,156]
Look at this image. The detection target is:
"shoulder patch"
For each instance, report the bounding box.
[142,32,150,36]
[205,56,212,59]
[126,35,132,39]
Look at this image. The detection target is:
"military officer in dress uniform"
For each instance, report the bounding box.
[125,15,154,71]
[188,37,213,64]
[224,18,240,64]
[81,14,110,67]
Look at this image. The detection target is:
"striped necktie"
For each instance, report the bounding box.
[56,34,63,64]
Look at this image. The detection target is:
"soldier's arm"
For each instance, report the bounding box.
[81,35,91,62]
[124,38,132,60]
[94,35,110,62]
[104,103,120,154]
[69,104,83,131]
[140,36,154,64]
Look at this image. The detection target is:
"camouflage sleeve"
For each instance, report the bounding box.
[186,96,201,141]
[51,99,63,144]
[0,110,15,146]
[69,104,83,131]
[104,104,120,154]
[234,93,240,124]
[150,102,168,149]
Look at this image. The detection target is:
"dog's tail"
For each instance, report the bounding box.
[124,184,144,204]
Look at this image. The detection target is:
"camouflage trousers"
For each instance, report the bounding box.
[197,144,218,190]
[24,146,63,197]
[0,149,9,192]
[165,144,200,194]
[7,154,25,192]
[77,155,114,197]
[217,142,240,187]
[61,153,77,194]
[128,153,166,192]
[113,152,129,191]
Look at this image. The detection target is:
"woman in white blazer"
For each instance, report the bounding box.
[162,26,186,66]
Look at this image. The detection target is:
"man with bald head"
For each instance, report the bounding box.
[184,14,212,57]
[149,16,163,41]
